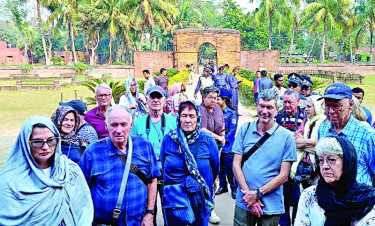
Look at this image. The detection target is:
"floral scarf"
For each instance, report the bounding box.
[168,100,213,210]
[51,105,89,147]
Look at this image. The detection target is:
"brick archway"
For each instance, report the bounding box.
[173,28,241,73]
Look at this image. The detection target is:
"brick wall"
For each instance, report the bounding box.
[240,50,279,72]
[134,51,174,77]
[174,29,241,72]
[0,65,135,78]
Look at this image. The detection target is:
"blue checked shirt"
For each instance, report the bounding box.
[79,136,160,226]
[318,115,375,186]
[77,121,98,144]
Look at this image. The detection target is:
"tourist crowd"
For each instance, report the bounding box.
[1,64,375,226]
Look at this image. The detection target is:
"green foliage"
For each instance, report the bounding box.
[112,62,126,65]
[53,62,66,66]
[72,62,88,74]
[51,56,63,63]
[359,53,374,62]
[168,70,189,87]
[82,78,125,104]
[238,68,256,81]
[154,69,179,78]
[312,59,320,63]
[33,63,42,66]
[20,63,33,74]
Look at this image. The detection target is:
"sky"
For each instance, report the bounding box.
[232,0,260,13]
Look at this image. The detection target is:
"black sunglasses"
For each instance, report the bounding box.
[288,83,299,88]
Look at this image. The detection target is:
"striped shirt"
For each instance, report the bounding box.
[77,122,98,144]
[275,107,306,132]
[318,115,375,186]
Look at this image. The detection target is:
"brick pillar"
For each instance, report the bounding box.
[54,80,59,89]
[16,80,22,90]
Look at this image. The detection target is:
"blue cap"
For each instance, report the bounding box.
[320,83,352,100]
[59,100,87,116]
[218,66,224,71]
[219,88,232,98]
[146,85,166,97]
[203,68,210,72]
[301,75,313,87]
[288,73,303,84]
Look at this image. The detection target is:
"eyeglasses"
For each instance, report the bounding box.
[317,156,342,167]
[301,86,311,90]
[181,115,197,120]
[288,83,299,88]
[322,100,349,111]
[96,94,111,99]
[130,84,136,87]
[29,137,59,148]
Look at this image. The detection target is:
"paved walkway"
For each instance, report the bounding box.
[156,73,255,225]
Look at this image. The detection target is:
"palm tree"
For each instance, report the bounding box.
[174,0,203,29]
[35,0,51,65]
[301,0,352,62]
[250,0,299,50]
[355,0,375,62]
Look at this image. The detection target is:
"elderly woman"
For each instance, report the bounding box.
[119,77,148,120]
[0,116,93,225]
[295,137,375,225]
[161,100,220,226]
[51,105,89,164]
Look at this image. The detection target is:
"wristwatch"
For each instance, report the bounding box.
[146,209,155,215]
[256,189,264,199]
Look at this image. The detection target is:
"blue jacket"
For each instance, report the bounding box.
[222,107,238,153]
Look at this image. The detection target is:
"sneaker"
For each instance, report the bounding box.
[209,210,221,224]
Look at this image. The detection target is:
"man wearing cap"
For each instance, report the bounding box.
[131,85,177,224]
[318,83,375,187]
[84,83,113,139]
[60,100,98,144]
[214,66,229,89]
[227,67,244,114]
[258,70,273,93]
[194,68,214,99]
[352,87,372,125]
[287,73,309,109]
[215,88,238,199]
[300,75,320,98]
[271,74,286,107]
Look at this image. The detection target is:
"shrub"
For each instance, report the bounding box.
[51,56,63,63]
[324,60,331,63]
[154,68,179,78]
[112,62,126,65]
[312,59,320,63]
[20,63,33,74]
[72,62,88,74]
[53,62,66,66]
[168,69,189,88]
[82,78,124,104]
[359,53,374,62]
[33,63,42,66]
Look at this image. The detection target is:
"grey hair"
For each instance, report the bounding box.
[316,137,344,157]
[95,83,112,95]
[202,86,220,98]
[283,89,299,100]
[258,89,280,107]
[105,105,132,125]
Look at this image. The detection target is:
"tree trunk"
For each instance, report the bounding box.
[22,37,28,64]
[321,16,328,63]
[370,28,373,62]
[307,34,318,61]
[289,27,295,61]
[350,35,353,63]
[337,35,346,62]
[69,23,78,63]
[116,37,121,62]
[268,11,273,50]
[47,27,53,63]
[36,0,50,65]
[109,34,113,64]
[138,28,145,51]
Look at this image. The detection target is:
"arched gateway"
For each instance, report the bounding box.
[173,28,241,72]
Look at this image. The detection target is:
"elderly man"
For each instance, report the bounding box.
[352,87,372,125]
[59,99,98,143]
[227,67,244,114]
[84,83,113,139]
[79,105,160,226]
[318,83,375,186]
[232,89,297,226]
[276,89,306,226]
[214,66,229,89]
[131,85,176,225]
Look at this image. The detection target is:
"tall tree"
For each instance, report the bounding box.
[35,0,51,65]
[301,0,352,62]
[250,0,299,50]
[355,0,375,62]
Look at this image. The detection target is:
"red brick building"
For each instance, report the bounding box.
[0,41,23,65]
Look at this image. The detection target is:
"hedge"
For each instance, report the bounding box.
[168,69,189,88]
[154,68,179,78]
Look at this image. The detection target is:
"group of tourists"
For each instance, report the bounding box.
[1,64,375,226]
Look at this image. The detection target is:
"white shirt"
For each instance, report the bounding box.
[295,185,375,226]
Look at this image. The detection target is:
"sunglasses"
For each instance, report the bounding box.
[29,137,59,148]
[288,83,299,88]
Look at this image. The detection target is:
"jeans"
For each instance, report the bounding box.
[218,152,237,191]
[234,205,280,226]
[279,178,300,226]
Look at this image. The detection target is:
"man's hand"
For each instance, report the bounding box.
[250,199,264,217]
[239,79,244,83]
[241,189,258,207]
[141,213,154,226]
[194,94,197,99]
[129,103,138,109]
[217,135,226,144]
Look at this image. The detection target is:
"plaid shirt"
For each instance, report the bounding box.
[318,115,375,186]
[79,136,160,226]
